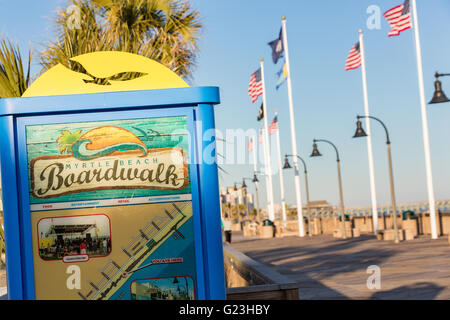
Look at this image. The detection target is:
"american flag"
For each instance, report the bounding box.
[258,128,264,144]
[345,42,361,71]
[268,116,279,135]
[248,68,263,103]
[384,0,412,37]
[247,138,253,152]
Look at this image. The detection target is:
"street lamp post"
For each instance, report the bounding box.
[429,72,450,104]
[242,177,258,220]
[251,174,261,222]
[353,115,400,243]
[310,139,347,239]
[231,183,241,223]
[173,277,191,300]
[225,188,233,220]
[283,155,312,237]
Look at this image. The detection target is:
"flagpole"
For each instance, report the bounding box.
[257,129,269,221]
[359,29,379,234]
[281,16,305,237]
[274,111,288,223]
[410,0,438,239]
[260,58,276,221]
[261,128,275,221]
[251,138,261,222]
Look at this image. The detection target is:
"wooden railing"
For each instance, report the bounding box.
[223,244,299,300]
[0,221,5,266]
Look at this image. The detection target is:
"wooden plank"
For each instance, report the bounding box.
[224,243,300,300]
[226,285,299,300]
[230,230,450,300]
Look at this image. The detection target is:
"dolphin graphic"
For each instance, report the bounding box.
[72,139,148,161]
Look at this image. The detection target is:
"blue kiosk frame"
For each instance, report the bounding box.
[0,86,225,300]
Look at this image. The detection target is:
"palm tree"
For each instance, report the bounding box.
[40,1,110,75]
[41,0,202,79]
[56,129,83,154]
[0,38,32,98]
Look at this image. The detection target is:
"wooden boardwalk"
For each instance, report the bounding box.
[1,233,449,300]
[230,232,450,300]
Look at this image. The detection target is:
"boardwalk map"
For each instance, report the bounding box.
[26,116,197,300]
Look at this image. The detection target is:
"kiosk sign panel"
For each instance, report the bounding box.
[0,52,225,300]
[26,116,198,300]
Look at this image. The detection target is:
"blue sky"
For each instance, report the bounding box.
[1,1,450,209]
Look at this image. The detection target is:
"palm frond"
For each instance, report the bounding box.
[0,37,32,98]
[41,0,202,79]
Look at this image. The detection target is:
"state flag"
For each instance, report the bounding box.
[268,28,284,64]
[276,61,287,89]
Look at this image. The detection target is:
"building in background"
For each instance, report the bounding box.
[219,186,255,216]
[305,200,334,213]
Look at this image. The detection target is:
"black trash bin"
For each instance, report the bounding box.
[402,210,417,220]
[338,214,351,222]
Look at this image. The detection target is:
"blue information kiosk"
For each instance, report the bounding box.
[0,52,225,300]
